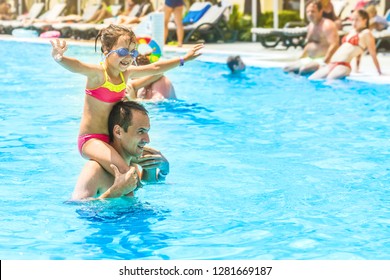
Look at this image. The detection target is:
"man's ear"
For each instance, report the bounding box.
[113,125,121,139]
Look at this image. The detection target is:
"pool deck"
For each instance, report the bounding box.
[1,35,389,84]
[166,42,390,85]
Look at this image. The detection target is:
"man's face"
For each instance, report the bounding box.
[351,11,367,30]
[120,110,150,158]
[306,3,322,23]
[233,57,246,73]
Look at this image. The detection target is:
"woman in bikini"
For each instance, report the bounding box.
[309,9,381,80]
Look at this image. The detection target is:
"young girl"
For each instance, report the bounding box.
[309,9,381,80]
[51,24,203,183]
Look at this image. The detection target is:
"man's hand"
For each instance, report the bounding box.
[99,165,138,198]
[134,147,169,182]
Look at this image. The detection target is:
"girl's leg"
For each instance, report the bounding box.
[326,65,351,80]
[172,6,184,47]
[164,6,173,44]
[299,61,320,75]
[81,138,130,176]
[308,65,332,80]
[283,60,302,73]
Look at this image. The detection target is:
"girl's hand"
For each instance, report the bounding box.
[50,39,68,62]
[183,43,204,62]
[100,165,138,198]
[125,84,136,100]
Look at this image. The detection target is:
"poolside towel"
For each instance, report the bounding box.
[183,2,212,25]
[12,28,38,38]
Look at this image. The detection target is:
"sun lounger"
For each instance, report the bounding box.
[28,3,68,33]
[0,2,44,34]
[251,22,307,49]
[57,4,102,23]
[102,4,141,24]
[182,2,212,25]
[51,4,122,39]
[332,0,348,18]
[373,9,390,51]
[168,3,231,43]
[50,3,102,37]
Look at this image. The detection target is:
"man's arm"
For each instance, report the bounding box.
[299,24,313,59]
[134,147,170,183]
[323,21,340,64]
[72,162,138,200]
[72,161,107,200]
[99,165,138,198]
[129,75,164,91]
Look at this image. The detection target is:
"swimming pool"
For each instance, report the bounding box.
[1,39,389,260]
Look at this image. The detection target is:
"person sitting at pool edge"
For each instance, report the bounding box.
[72,101,169,200]
[283,0,339,75]
[309,9,382,80]
[227,55,246,74]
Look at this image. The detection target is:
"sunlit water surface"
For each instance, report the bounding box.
[1,40,389,260]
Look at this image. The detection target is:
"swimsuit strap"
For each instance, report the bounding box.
[101,62,110,82]
[101,63,126,90]
[119,71,125,83]
[342,31,366,50]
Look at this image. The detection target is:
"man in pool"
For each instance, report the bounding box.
[72,101,169,200]
[283,0,339,75]
[226,55,246,74]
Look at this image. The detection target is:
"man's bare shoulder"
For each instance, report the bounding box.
[72,161,112,200]
[322,18,338,32]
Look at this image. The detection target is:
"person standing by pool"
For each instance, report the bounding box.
[72,101,169,200]
[50,24,202,191]
[309,9,382,80]
[283,0,339,75]
[164,0,185,47]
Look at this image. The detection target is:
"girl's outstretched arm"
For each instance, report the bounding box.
[50,39,100,78]
[129,74,163,90]
[125,75,163,100]
[127,43,204,78]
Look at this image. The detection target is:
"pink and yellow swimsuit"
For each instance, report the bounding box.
[78,69,126,154]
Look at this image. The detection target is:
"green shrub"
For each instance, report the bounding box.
[257,10,302,28]
[226,4,253,42]
[225,7,303,42]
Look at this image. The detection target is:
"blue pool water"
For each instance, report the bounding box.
[0,40,389,260]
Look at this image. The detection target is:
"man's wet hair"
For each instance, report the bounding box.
[108,101,149,142]
[136,54,151,66]
[306,0,322,10]
[226,55,243,73]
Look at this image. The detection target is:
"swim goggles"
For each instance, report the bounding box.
[105,48,139,59]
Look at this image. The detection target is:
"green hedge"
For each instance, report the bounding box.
[258,10,302,28]
[225,7,303,42]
